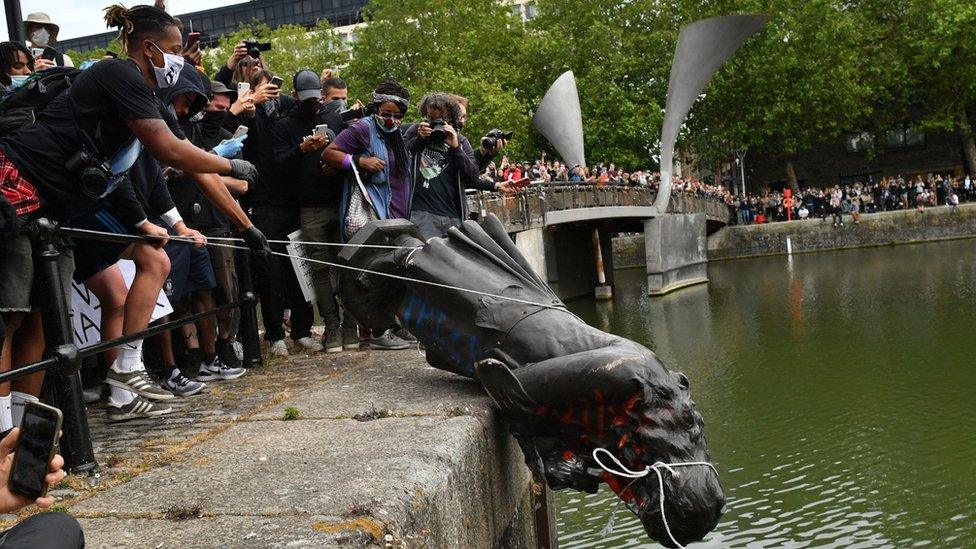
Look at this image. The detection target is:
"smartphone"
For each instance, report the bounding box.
[31,47,44,59]
[40,47,58,61]
[314,124,332,137]
[9,402,62,500]
[232,125,249,140]
[237,81,250,98]
[185,32,201,50]
[339,106,365,123]
[269,76,284,88]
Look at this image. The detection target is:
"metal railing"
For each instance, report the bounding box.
[3,219,264,475]
[467,183,731,232]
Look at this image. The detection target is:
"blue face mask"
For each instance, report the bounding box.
[7,74,28,88]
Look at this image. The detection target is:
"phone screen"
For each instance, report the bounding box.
[9,403,61,499]
[270,76,284,88]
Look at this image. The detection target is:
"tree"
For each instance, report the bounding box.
[343,0,536,161]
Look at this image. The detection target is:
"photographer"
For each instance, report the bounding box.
[450,94,508,171]
[404,93,520,239]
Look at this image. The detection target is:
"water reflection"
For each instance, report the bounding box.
[557,240,976,548]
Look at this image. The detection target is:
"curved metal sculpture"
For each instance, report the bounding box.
[653,14,769,213]
[533,71,586,168]
[338,215,724,546]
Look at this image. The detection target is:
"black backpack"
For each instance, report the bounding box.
[0,67,83,135]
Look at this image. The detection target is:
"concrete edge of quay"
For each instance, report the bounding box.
[71,350,541,548]
[612,203,976,266]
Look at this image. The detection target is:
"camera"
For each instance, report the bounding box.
[428,118,447,143]
[481,129,513,150]
[66,148,113,200]
[243,39,271,59]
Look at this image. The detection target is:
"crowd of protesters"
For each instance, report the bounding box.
[726,173,972,226]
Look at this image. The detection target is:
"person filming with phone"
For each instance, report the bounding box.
[23,12,73,70]
[403,93,523,239]
[0,404,84,548]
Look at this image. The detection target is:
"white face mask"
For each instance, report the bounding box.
[30,28,50,48]
[7,74,29,88]
[148,42,184,89]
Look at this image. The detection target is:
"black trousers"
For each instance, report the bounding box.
[250,204,313,342]
[0,512,85,548]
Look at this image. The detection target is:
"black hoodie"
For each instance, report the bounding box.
[271,102,343,208]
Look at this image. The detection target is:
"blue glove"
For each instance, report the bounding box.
[212,134,247,158]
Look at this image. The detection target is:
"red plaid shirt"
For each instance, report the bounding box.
[0,150,41,216]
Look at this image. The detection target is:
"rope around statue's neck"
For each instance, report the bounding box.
[592,448,719,549]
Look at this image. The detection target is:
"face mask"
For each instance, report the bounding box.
[263,100,277,116]
[198,110,225,136]
[148,42,184,89]
[7,74,28,88]
[30,28,50,48]
[375,114,400,133]
[322,99,346,113]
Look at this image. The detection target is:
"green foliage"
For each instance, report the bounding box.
[64,37,125,66]
[283,406,300,420]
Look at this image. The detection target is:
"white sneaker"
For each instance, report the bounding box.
[297,336,324,352]
[270,340,289,357]
[232,340,244,361]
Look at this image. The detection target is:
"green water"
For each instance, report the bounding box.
[556,240,976,548]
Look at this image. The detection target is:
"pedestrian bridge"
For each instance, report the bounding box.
[465,185,731,298]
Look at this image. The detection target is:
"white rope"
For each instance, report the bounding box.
[266,238,420,250]
[63,227,566,311]
[63,227,419,250]
[592,447,719,549]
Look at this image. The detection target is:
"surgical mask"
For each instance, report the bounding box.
[148,42,184,89]
[7,74,28,88]
[322,99,346,113]
[30,28,50,48]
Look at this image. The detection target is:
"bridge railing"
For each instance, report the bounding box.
[468,183,730,232]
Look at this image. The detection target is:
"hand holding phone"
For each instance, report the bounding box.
[269,76,284,89]
[237,82,251,101]
[5,402,65,508]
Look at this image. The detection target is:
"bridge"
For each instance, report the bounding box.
[466,184,731,299]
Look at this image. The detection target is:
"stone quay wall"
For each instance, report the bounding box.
[612,204,976,266]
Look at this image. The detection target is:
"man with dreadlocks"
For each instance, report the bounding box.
[323,78,414,350]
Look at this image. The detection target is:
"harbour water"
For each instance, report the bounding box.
[557,239,976,548]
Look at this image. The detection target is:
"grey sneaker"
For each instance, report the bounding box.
[323,330,342,353]
[107,395,173,422]
[342,324,361,350]
[369,329,411,350]
[106,364,175,401]
[296,336,324,352]
[197,356,246,381]
[269,340,289,357]
[162,371,207,397]
[393,328,418,342]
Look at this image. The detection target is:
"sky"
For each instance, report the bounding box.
[0,0,246,41]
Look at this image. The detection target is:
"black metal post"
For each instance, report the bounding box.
[234,246,263,368]
[33,219,98,475]
[3,0,24,44]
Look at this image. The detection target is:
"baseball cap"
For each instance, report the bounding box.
[293,70,321,101]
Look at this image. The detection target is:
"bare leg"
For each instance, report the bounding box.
[11,312,45,396]
[119,243,170,343]
[192,291,217,357]
[84,265,127,366]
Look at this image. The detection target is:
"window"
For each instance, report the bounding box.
[525,2,537,20]
[884,126,926,151]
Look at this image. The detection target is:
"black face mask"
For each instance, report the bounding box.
[199,110,226,136]
[300,99,321,117]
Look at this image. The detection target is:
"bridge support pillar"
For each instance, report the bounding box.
[644,213,708,296]
[515,227,548,281]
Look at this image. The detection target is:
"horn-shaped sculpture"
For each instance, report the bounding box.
[533,70,585,168]
[653,14,769,213]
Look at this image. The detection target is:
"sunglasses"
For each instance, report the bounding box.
[377,112,405,120]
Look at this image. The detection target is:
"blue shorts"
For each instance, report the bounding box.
[164,229,216,303]
[68,206,133,283]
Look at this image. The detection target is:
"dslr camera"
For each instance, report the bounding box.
[243,39,271,59]
[481,129,513,150]
[428,118,448,143]
[65,147,113,200]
